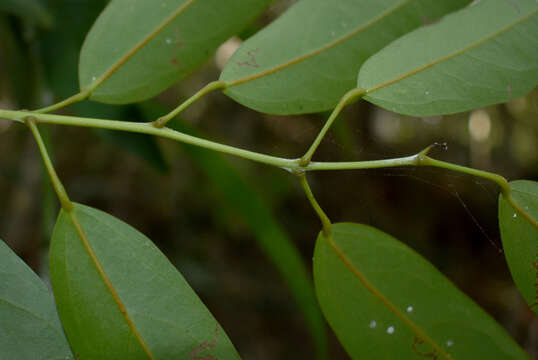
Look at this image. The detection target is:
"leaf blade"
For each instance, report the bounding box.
[79,0,272,104]
[50,204,241,359]
[314,223,529,359]
[0,239,72,360]
[498,180,538,313]
[358,0,538,116]
[220,0,470,115]
[138,101,327,358]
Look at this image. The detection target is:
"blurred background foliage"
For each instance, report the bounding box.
[0,0,537,358]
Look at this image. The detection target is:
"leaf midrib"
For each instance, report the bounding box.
[325,231,453,360]
[67,209,154,360]
[225,0,411,87]
[365,7,538,94]
[84,0,196,94]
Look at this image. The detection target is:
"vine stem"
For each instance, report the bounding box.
[299,173,331,236]
[152,81,226,128]
[0,110,516,183]
[25,116,73,211]
[4,109,532,223]
[34,90,90,114]
[300,88,366,166]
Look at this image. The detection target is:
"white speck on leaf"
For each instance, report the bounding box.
[91,76,97,82]
[446,339,454,347]
[425,91,430,95]
[513,213,517,218]
[387,326,394,334]
[406,306,413,313]
[369,320,377,329]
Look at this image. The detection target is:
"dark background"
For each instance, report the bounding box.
[0,1,537,358]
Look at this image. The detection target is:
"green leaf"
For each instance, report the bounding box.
[38,1,168,173]
[50,203,240,360]
[498,180,538,313]
[358,0,538,116]
[314,223,529,359]
[219,0,470,115]
[0,239,73,360]
[79,0,272,104]
[0,16,40,109]
[139,102,327,358]
[0,0,52,27]
[40,0,109,100]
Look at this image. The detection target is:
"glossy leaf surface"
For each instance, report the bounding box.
[314,223,528,359]
[359,0,538,116]
[50,203,240,360]
[139,101,327,357]
[499,180,538,313]
[220,0,469,115]
[79,0,271,104]
[0,239,72,360]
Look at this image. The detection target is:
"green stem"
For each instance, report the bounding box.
[34,90,90,114]
[299,173,331,236]
[0,109,518,200]
[25,117,73,211]
[300,88,365,166]
[1,109,296,169]
[419,156,511,197]
[152,81,226,128]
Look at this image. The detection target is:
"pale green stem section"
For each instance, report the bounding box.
[0,110,519,186]
[419,156,511,196]
[299,173,331,236]
[4,108,534,231]
[34,90,90,114]
[25,117,73,211]
[300,88,366,166]
[152,81,226,128]
[1,109,296,168]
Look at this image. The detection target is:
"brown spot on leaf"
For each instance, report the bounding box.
[170,28,184,67]
[235,48,260,67]
[412,336,439,359]
[189,326,219,360]
[421,15,440,26]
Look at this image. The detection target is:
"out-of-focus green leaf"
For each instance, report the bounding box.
[499,180,538,313]
[314,223,529,359]
[139,102,327,358]
[220,0,469,115]
[50,203,240,359]
[40,0,109,101]
[0,0,52,27]
[94,106,168,172]
[0,239,73,360]
[0,16,40,108]
[79,0,273,104]
[358,0,538,116]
